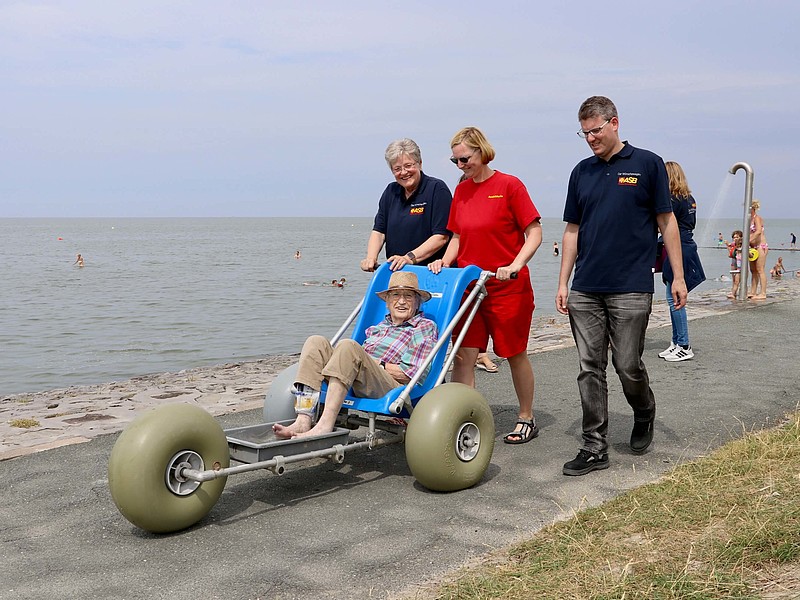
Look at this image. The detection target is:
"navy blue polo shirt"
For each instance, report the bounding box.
[373,172,452,264]
[563,142,671,293]
[671,194,697,240]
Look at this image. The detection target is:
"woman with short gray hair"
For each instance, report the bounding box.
[361,138,452,272]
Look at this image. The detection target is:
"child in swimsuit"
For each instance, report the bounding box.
[727,230,743,298]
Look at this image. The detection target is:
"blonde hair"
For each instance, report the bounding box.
[751,199,761,211]
[665,161,691,197]
[450,126,496,164]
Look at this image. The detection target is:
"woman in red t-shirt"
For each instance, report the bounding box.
[429,126,543,444]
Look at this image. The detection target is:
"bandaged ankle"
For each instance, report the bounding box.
[292,383,319,418]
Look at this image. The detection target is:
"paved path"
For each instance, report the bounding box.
[1,293,798,600]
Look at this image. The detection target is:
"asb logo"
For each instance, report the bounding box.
[618,176,638,186]
[409,207,425,215]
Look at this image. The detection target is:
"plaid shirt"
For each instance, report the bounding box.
[363,313,438,383]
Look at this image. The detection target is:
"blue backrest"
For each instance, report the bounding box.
[330,263,482,416]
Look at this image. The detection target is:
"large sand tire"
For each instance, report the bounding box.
[108,403,229,533]
[263,363,299,423]
[405,383,495,492]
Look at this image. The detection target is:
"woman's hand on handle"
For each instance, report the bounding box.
[495,265,519,281]
[427,259,445,274]
[386,254,414,271]
[360,257,379,272]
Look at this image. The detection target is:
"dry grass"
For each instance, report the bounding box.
[9,418,41,428]
[416,411,800,600]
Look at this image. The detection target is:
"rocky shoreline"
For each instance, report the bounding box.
[3,279,798,461]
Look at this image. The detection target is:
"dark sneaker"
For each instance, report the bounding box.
[562,449,609,476]
[630,417,655,453]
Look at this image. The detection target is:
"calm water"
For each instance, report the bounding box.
[2,217,798,396]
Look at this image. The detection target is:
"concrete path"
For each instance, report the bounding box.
[1,295,798,600]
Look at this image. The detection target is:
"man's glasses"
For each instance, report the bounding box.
[577,119,611,139]
[387,290,417,302]
[392,162,418,174]
[450,150,476,165]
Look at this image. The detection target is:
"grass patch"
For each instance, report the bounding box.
[9,418,41,428]
[417,411,800,600]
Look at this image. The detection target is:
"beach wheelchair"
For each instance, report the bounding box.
[108,264,496,533]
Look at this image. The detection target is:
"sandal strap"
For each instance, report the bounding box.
[506,419,535,436]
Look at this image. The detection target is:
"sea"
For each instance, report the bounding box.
[2,217,799,397]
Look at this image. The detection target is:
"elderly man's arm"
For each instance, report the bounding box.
[382,361,411,384]
[397,320,439,383]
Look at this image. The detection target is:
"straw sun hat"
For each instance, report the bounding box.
[376,271,432,303]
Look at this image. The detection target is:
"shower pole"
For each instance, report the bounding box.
[729,162,754,302]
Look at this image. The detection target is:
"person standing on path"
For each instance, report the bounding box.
[748,199,768,300]
[555,96,687,476]
[658,161,705,362]
[360,138,451,272]
[429,126,543,444]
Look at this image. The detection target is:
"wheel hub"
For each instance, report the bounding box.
[455,422,480,461]
[166,450,204,496]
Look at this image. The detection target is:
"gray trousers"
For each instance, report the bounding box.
[566,291,656,454]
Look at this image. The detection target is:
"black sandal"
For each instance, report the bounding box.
[503,419,539,445]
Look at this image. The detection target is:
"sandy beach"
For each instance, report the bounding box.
[3,278,799,461]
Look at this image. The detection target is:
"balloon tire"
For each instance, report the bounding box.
[263,363,300,423]
[108,403,229,534]
[405,383,495,492]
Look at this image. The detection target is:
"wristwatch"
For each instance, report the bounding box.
[405,251,416,264]
[380,360,387,369]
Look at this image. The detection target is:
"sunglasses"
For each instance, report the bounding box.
[449,150,476,165]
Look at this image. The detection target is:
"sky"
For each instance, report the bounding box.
[1,0,799,219]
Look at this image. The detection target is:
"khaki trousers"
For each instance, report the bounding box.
[295,335,400,399]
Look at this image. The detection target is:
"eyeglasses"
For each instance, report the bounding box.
[391,162,418,174]
[387,290,417,302]
[577,119,611,139]
[450,150,476,165]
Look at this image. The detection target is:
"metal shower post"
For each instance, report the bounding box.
[729,162,754,301]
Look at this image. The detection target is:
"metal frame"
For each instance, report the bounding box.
[180,269,495,485]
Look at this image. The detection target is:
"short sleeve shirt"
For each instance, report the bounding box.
[373,172,452,265]
[563,142,671,293]
[448,171,540,296]
[671,194,697,240]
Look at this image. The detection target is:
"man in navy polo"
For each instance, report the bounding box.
[556,96,687,476]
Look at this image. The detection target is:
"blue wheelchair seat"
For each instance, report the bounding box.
[320,263,482,417]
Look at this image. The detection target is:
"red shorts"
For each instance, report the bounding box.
[452,287,534,358]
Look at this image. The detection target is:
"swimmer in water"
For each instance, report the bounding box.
[74,254,84,267]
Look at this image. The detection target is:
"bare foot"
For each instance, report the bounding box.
[272,415,312,439]
[752,294,767,300]
[292,421,335,439]
[726,293,735,299]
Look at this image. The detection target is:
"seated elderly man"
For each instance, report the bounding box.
[273,271,438,439]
